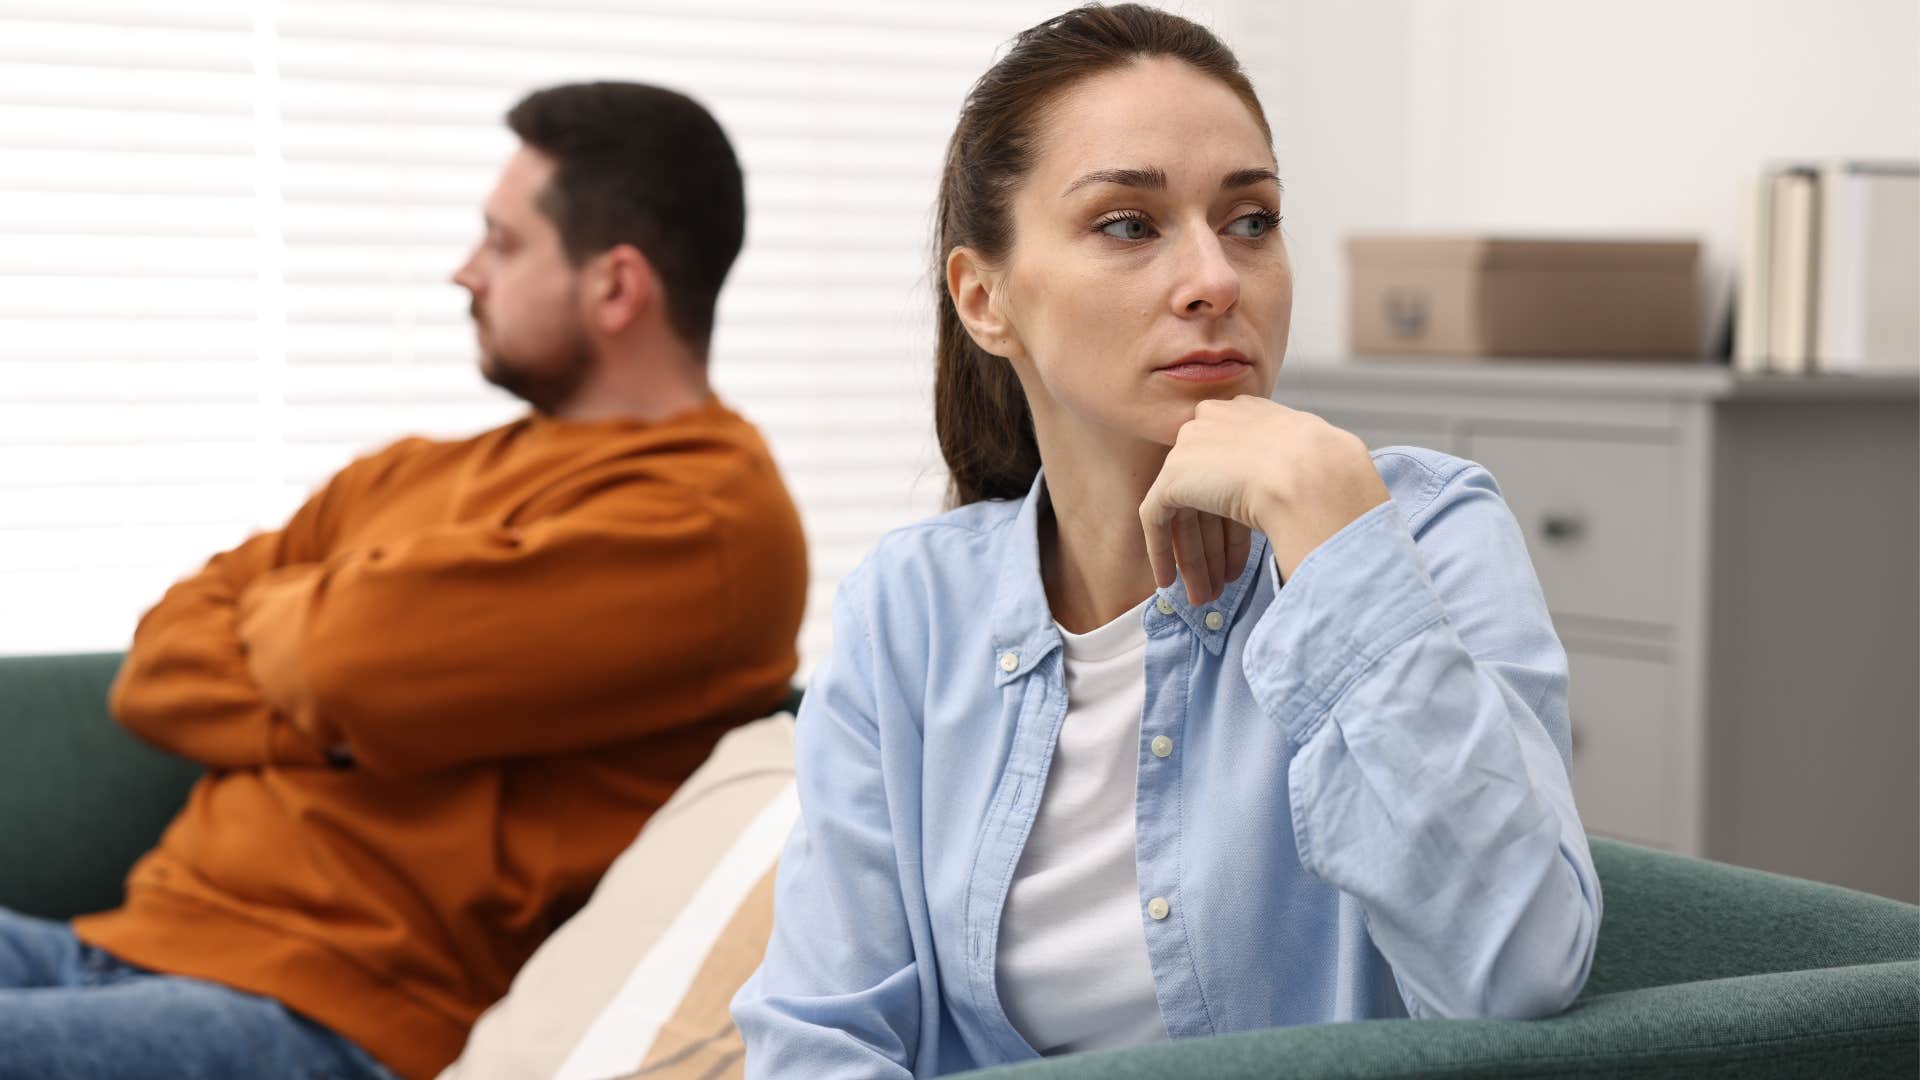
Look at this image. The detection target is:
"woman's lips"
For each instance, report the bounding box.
[1157,359,1251,382]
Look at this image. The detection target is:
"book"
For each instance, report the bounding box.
[1733,174,1774,373]
[1767,169,1820,375]
[1814,161,1919,373]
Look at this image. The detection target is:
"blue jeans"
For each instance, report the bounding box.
[0,907,397,1080]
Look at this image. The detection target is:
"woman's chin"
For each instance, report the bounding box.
[1157,375,1259,409]
[1144,405,1204,446]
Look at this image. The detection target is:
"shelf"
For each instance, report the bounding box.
[1280,356,1920,403]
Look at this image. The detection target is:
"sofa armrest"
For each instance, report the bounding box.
[1584,837,1920,995]
[0,651,202,919]
[963,961,1918,1080]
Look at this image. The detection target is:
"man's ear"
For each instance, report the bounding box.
[946,246,1021,360]
[587,244,657,334]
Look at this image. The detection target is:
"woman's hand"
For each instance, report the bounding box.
[1139,396,1391,606]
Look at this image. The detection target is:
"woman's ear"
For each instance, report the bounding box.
[946,246,1022,360]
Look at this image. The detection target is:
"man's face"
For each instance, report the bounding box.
[451,145,593,415]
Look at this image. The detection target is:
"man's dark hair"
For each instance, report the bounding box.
[506,82,745,355]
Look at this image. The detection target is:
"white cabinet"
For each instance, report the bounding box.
[1565,647,1677,849]
[1276,359,1919,901]
[1464,427,1680,627]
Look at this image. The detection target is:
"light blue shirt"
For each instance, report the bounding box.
[733,447,1602,1077]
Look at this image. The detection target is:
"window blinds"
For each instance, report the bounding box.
[1,1,265,655]
[1,0,1075,667]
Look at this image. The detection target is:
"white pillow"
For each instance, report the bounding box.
[439,713,795,1080]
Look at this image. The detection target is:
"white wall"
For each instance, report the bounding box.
[1237,0,1920,362]
[7,1,1912,661]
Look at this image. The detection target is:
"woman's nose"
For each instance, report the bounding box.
[1171,230,1240,316]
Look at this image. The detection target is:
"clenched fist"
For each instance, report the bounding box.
[1140,396,1391,605]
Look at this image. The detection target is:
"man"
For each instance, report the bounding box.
[0,83,807,1080]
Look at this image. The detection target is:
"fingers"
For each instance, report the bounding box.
[1200,513,1226,602]
[1143,483,1250,609]
[1225,520,1252,583]
[1172,509,1208,607]
[1141,493,1178,591]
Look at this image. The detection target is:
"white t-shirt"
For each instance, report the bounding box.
[994,600,1169,1055]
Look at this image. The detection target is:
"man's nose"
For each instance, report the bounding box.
[450,251,482,293]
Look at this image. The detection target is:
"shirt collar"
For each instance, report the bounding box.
[1153,526,1270,656]
[989,471,1064,686]
[988,469,1272,685]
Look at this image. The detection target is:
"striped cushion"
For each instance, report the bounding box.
[439,714,796,1080]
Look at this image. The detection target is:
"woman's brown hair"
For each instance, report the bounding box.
[933,3,1272,506]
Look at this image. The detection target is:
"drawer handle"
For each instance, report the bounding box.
[1540,514,1586,543]
[1384,288,1429,338]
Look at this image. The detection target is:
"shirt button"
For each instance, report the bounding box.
[1151,735,1173,758]
[1204,610,1224,631]
[1147,897,1170,921]
[999,651,1019,673]
[1155,596,1176,616]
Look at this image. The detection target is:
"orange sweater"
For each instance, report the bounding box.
[74,398,807,1080]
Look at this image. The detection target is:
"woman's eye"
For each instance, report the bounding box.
[1098,216,1152,240]
[1225,211,1281,239]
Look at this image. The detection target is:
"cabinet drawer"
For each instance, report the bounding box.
[1463,427,1677,626]
[1567,648,1677,850]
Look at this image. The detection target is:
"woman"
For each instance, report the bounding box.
[732,5,1600,1075]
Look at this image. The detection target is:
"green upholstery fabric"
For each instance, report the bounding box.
[966,961,1916,1079]
[0,652,201,919]
[966,839,1920,1079]
[3,651,1915,1077]
[1581,838,1918,996]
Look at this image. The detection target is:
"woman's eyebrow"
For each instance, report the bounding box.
[1221,167,1282,191]
[1061,165,1282,197]
[1062,166,1168,197]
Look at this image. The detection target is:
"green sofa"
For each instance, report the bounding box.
[3,652,1915,1078]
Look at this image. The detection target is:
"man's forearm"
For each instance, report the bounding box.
[113,565,333,770]
[234,563,327,733]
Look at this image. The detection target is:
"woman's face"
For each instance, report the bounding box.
[985,57,1291,450]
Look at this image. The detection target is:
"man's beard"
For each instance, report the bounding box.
[474,306,594,417]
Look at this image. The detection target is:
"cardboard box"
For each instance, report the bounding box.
[1346,235,1700,358]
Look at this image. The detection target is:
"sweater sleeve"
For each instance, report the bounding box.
[233,475,782,776]
[1244,457,1601,1021]
[108,451,376,770]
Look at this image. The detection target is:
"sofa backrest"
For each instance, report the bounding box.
[8,648,1916,1004]
[0,651,201,919]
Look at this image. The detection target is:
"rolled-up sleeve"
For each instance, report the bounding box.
[1244,457,1601,1020]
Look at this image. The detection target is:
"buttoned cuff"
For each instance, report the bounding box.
[1244,499,1448,745]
